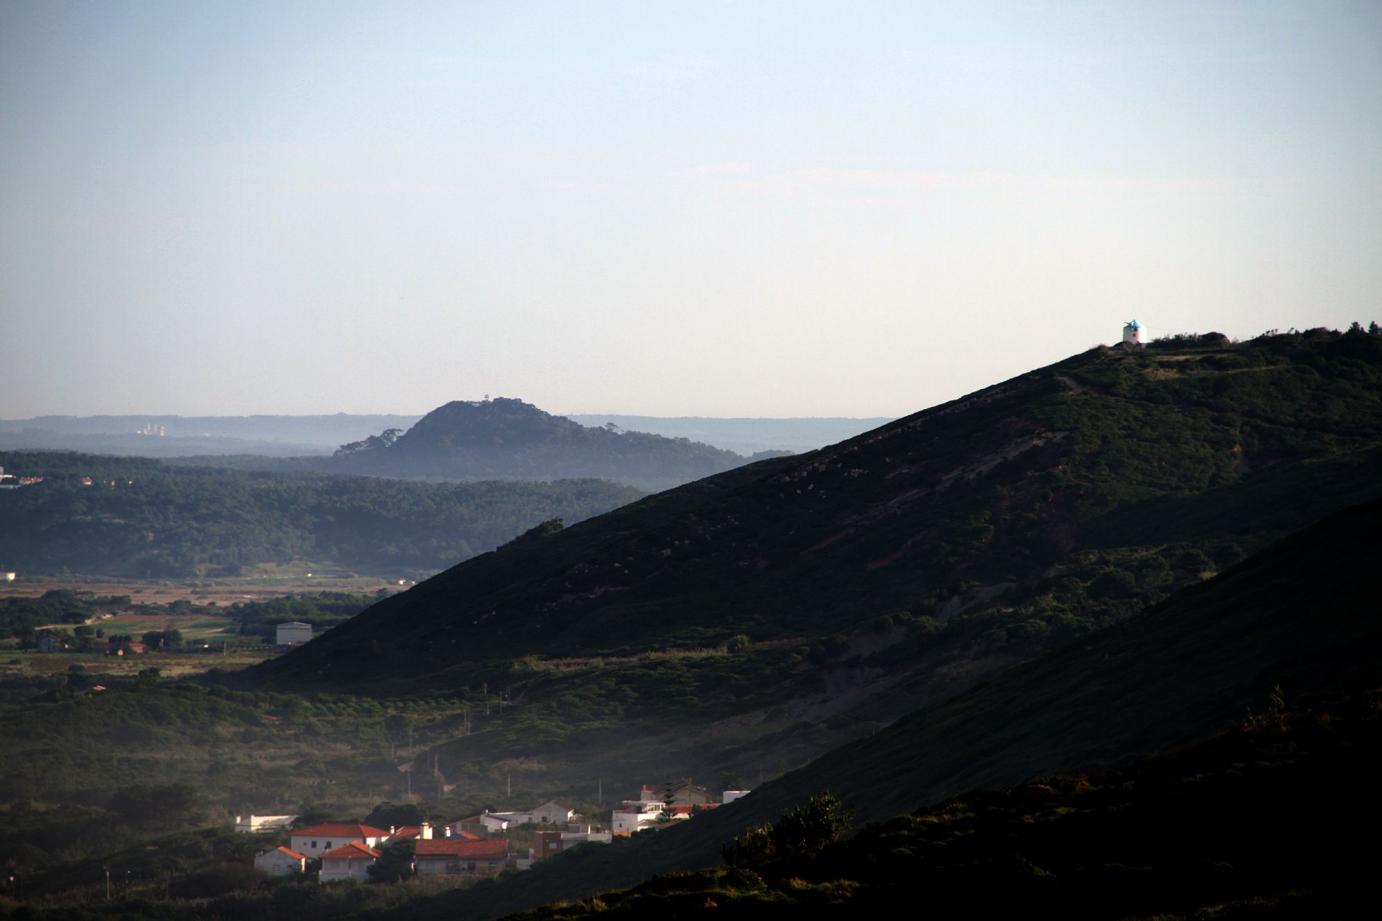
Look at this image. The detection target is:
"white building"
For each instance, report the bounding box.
[531,801,576,825]
[289,823,390,859]
[722,790,751,805]
[1122,320,1143,348]
[319,842,379,883]
[479,811,531,833]
[235,814,297,834]
[276,622,313,645]
[254,846,307,877]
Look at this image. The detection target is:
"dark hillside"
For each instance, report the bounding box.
[512,689,1382,920]
[423,493,1382,920]
[256,328,1382,690]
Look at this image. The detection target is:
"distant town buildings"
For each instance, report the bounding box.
[243,781,748,884]
[0,466,43,489]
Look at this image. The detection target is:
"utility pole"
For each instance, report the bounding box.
[104,868,110,901]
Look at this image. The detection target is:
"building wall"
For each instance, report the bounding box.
[236,814,297,833]
[319,857,373,883]
[531,802,573,825]
[414,857,506,878]
[276,623,313,645]
[254,850,305,877]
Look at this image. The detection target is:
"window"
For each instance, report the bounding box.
[311,840,317,849]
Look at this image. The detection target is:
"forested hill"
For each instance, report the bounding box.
[254,327,1382,693]
[0,452,643,578]
[326,398,761,490]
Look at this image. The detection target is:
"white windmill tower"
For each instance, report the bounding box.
[1122,319,1143,348]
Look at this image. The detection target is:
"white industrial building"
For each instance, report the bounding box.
[275,622,313,645]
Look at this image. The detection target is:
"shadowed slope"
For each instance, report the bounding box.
[420,494,1382,920]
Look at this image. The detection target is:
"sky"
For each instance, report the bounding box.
[2,1,1379,418]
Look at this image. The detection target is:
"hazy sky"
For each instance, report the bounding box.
[2,1,1379,418]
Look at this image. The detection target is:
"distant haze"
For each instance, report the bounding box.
[2,1,1378,418]
[0,411,890,456]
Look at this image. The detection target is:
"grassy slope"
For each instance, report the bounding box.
[424,494,1382,920]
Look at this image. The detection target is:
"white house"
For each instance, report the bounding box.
[289,823,390,859]
[235,814,297,834]
[479,811,530,833]
[319,842,379,883]
[413,839,509,878]
[530,801,576,825]
[276,622,313,646]
[254,846,307,877]
[722,790,751,805]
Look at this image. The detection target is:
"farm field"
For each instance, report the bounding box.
[0,566,409,607]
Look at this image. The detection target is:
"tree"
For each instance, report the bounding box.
[364,801,424,830]
[367,840,415,883]
[722,793,849,868]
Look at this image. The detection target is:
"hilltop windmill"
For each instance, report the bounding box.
[1122,320,1143,349]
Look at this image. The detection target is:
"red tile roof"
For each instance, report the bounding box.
[291,823,389,839]
[321,841,380,860]
[414,839,508,860]
[275,846,308,860]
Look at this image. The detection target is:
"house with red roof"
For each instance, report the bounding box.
[319,841,380,883]
[253,845,307,877]
[413,838,509,878]
[289,822,390,859]
[386,822,434,841]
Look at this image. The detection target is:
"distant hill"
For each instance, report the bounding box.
[0,451,643,578]
[0,412,890,460]
[422,492,1382,920]
[326,398,763,490]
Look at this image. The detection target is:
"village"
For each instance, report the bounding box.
[238,782,751,884]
